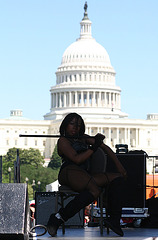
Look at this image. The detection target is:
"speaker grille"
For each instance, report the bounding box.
[35,192,84,227]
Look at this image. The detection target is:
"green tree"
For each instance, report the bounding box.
[48,145,62,169]
[2,147,59,200]
[3,147,22,169]
[20,164,59,199]
[20,148,44,167]
[2,148,44,183]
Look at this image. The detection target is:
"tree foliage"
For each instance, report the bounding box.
[20,148,45,167]
[20,164,59,199]
[48,145,62,169]
[2,147,59,199]
[3,147,44,167]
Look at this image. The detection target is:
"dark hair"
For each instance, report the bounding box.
[59,113,85,136]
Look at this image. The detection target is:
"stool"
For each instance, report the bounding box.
[58,185,106,235]
[99,187,110,235]
[57,185,79,234]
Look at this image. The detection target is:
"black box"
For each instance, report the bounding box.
[35,192,84,227]
[107,153,146,208]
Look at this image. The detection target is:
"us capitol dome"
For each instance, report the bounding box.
[44,2,128,121]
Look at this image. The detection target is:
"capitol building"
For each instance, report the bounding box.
[0,4,158,171]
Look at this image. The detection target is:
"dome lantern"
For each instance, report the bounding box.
[79,1,92,40]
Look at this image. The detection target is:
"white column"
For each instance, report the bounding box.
[81,91,84,107]
[109,92,111,108]
[103,92,105,107]
[81,73,83,81]
[87,73,90,82]
[56,93,58,108]
[76,74,79,81]
[87,91,89,106]
[75,91,78,107]
[54,93,56,108]
[92,91,95,106]
[69,92,72,107]
[53,93,55,107]
[59,93,62,108]
[51,93,53,108]
[114,93,116,109]
[108,92,111,107]
[111,93,114,109]
[98,91,101,106]
[104,92,107,107]
[116,94,118,108]
[136,128,139,146]
[64,92,66,107]
[124,128,127,144]
[128,128,130,146]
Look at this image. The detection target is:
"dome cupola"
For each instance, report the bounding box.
[60,2,113,70]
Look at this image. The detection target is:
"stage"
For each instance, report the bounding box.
[29,226,158,240]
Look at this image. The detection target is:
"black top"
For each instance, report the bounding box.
[59,138,90,171]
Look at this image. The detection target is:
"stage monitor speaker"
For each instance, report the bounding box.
[107,153,146,208]
[0,183,30,240]
[0,156,2,183]
[35,192,84,227]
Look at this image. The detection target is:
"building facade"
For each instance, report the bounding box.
[0,5,158,172]
[0,110,51,159]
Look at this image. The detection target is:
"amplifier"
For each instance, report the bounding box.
[107,153,146,208]
[35,192,84,227]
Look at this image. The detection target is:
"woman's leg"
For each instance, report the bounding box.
[107,177,125,218]
[91,172,122,187]
[58,167,123,222]
[104,177,125,236]
[59,165,101,199]
[47,165,101,236]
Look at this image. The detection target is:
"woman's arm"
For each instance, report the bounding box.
[58,137,94,165]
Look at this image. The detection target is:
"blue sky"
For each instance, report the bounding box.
[0,0,157,120]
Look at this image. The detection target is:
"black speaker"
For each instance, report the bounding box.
[0,183,30,240]
[35,192,84,227]
[107,153,146,208]
[35,192,57,226]
[0,156,2,183]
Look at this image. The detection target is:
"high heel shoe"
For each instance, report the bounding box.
[47,213,63,237]
[104,217,124,237]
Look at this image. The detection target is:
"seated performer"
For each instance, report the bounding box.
[47,112,127,237]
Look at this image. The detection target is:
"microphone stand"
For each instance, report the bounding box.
[19,134,95,139]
